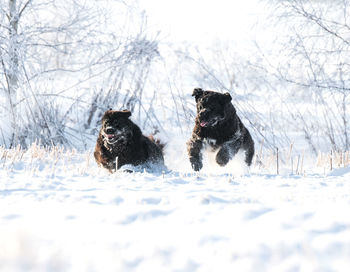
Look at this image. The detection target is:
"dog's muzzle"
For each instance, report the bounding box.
[103,127,119,144]
[102,126,131,146]
[199,110,210,127]
[199,114,224,127]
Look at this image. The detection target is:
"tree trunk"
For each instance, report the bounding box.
[7,0,20,147]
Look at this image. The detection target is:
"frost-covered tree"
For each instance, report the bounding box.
[262,0,350,152]
[0,0,160,148]
[1,0,27,146]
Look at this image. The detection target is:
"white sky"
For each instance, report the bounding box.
[138,0,266,45]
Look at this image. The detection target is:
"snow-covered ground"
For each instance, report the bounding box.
[1,143,350,271]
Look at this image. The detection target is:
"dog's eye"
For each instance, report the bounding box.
[104,121,116,129]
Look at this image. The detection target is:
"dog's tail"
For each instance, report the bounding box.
[148,135,166,152]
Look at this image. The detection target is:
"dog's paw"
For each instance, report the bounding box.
[192,163,202,171]
[216,150,229,166]
[121,169,133,173]
[190,157,202,171]
[105,162,116,172]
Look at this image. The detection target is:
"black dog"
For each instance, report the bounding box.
[187,88,254,171]
[94,109,164,172]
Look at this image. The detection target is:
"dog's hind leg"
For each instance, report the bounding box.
[244,141,255,166]
[242,131,255,166]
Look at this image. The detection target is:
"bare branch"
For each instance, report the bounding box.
[18,0,33,19]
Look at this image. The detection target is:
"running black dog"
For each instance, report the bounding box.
[94,110,164,172]
[187,88,254,171]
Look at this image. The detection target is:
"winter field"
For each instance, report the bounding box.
[1,0,350,271]
[1,142,350,272]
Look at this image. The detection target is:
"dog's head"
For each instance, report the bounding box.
[101,109,133,145]
[192,88,234,127]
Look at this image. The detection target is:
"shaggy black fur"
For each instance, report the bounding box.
[94,110,164,172]
[187,88,255,171]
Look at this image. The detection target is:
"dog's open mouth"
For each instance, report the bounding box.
[106,134,116,140]
[105,134,117,144]
[200,121,209,127]
[102,131,120,144]
[200,117,224,127]
[103,130,129,145]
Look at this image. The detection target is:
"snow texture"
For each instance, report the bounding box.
[1,144,350,272]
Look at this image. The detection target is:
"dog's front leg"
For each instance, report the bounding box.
[216,139,242,166]
[94,147,115,173]
[187,138,203,171]
[216,146,230,166]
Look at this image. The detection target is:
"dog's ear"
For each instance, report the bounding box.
[107,110,131,119]
[223,92,232,103]
[102,109,113,121]
[117,110,132,118]
[192,88,204,102]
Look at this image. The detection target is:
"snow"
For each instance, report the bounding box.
[1,2,350,270]
[1,144,350,271]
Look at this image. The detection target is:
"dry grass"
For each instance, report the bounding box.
[316,151,350,170]
[0,143,99,177]
[255,147,350,175]
[1,143,349,177]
